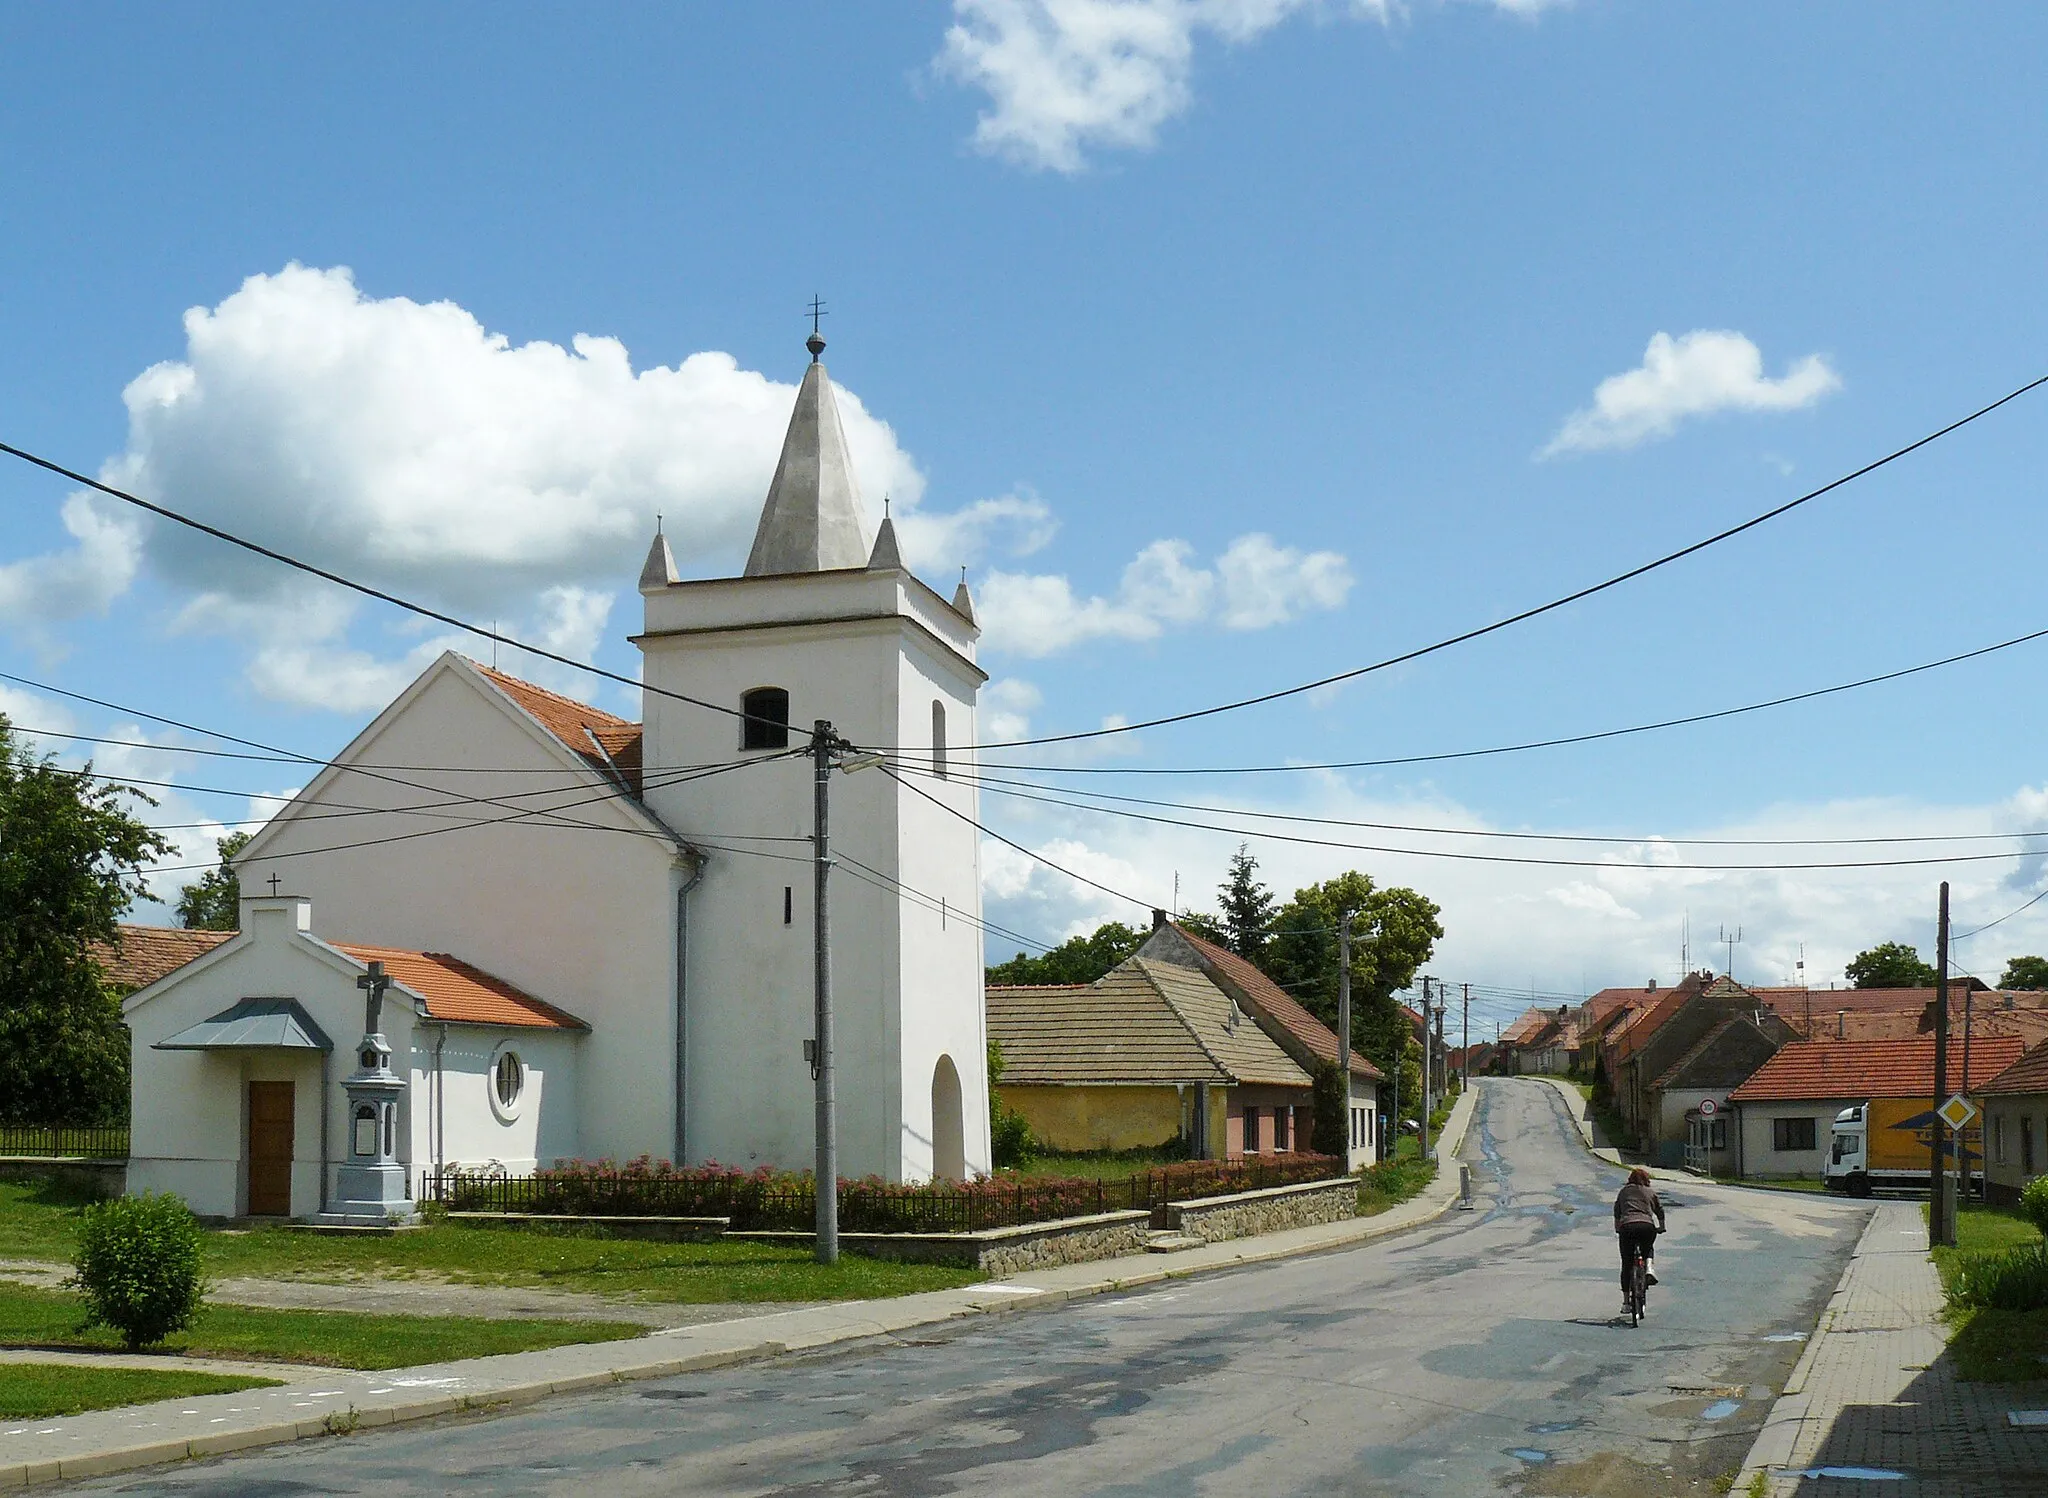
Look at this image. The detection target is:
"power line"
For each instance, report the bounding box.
[962,372,2048,750]
[893,758,2048,875]
[906,616,2048,779]
[1954,884,2048,943]
[912,762,2048,849]
[0,441,790,740]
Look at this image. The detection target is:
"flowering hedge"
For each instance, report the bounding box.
[429,1151,1343,1234]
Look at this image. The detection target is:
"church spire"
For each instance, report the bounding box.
[744,321,871,577]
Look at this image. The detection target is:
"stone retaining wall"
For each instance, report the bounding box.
[1166,1177,1357,1243]
[727,1209,1153,1276]
[444,1212,731,1242]
[0,1158,125,1196]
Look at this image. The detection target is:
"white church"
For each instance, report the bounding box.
[124,328,995,1219]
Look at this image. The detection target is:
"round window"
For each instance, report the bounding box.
[489,1047,525,1122]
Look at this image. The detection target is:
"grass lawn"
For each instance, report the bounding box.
[0,1282,641,1370]
[1735,1177,1831,1194]
[1357,1156,1436,1216]
[0,1363,279,1419]
[0,1178,979,1304]
[998,1149,1184,1183]
[1928,1202,2048,1385]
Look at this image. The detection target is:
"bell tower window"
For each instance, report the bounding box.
[741,687,790,751]
[932,701,948,780]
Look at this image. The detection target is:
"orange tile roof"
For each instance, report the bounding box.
[471,661,644,794]
[1981,1040,2048,1097]
[1610,973,1718,1063]
[1752,985,1977,1016]
[90,926,235,992]
[1170,927,1384,1081]
[333,943,588,1030]
[1499,1008,1554,1047]
[1728,1036,2026,1103]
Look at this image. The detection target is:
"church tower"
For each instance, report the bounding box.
[634,329,991,1183]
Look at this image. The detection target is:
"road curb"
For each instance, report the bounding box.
[1,1090,1485,1490]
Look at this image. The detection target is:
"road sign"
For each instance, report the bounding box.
[1938,1095,1979,1132]
[1697,1098,1717,1117]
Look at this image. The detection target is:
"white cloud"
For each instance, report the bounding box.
[1543,330,1841,457]
[32,263,1055,710]
[896,490,1057,573]
[0,493,142,652]
[937,0,1552,173]
[982,678,1045,743]
[978,532,1349,656]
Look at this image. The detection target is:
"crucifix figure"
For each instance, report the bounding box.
[356,960,389,1039]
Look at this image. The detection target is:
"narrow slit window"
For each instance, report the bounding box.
[741,687,790,751]
[783,886,793,925]
[931,700,947,780]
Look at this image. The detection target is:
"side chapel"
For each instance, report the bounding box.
[123,329,995,1217]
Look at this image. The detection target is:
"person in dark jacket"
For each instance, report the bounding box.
[1613,1166,1665,1309]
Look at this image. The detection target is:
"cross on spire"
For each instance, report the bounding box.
[806,296,828,362]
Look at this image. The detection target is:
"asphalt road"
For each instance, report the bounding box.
[81,1079,1872,1497]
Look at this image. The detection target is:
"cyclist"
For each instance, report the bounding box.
[1613,1166,1665,1315]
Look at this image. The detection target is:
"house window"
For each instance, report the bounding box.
[494,1050,525,1112]
[932,701,948,780]
[2024,1115,2037,1176]
[1773,1117,1817,1152]
[1243,1107,1261,1155]
[741,687,790,751]
[1994,1113,2007,1166]
[1275,1107,1291,1152]
[1706,1118,1727,1151]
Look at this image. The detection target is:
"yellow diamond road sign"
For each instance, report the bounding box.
[1938,1095,1979,1132]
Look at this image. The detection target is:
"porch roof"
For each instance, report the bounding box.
[154,997,334,1052]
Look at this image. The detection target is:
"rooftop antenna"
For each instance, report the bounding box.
[1681,911,1690,979]
[1719,924,1743,982]
[1798,943,1810,1035]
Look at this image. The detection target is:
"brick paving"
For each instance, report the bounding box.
[1739,1199,2048,1497]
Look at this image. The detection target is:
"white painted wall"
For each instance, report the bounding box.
[638,566,993,1181]
[1734,1101,1842,1179]
[126,895,581,1217]
[1346,1076,1379,1172]
[236,658,672,1165]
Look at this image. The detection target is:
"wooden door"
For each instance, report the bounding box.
[247,1081,295,1217]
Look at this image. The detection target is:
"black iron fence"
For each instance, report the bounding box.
[426,1152,1343,1235]
[0,1125,129,1159]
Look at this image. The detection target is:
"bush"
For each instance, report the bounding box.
[1949,1243,2048,1312]
[991,1106,1037,1169]
[1311,1061,1348,1158]
[2019,1176,2048,1238]
[70,1193,206,1349]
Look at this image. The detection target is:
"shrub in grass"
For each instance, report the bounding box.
[1949,1242,2048,1312]
[2020,1176,2048,1238]
[69,1193,206,1349]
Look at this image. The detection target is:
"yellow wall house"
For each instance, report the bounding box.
[987,956,1314,1160]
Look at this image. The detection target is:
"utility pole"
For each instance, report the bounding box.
[1419,977,1434,1161]
[812,720,840,1265]
[1962,984,1975,1206]
[1337,912,1353,1161]
[1930,881,1951,1249]
[1462,983,1471,1089]
[1387,987,1401,1163]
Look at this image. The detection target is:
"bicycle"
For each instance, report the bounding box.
[1623,1239,1649,1327]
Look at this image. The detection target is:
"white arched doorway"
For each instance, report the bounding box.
[931,1054,966,1181]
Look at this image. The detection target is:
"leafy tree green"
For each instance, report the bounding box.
[1261,869,1443,1101]
[1999,956,2048,991]
[0,719,169,1124]
[1214,845,1276,960]
[1846,941,1939,989]
[1309,1061,1348,1158]
[176,830,251,931]
[987,921,1144,986]
[986,1039,1036,1169]
[71,1193,206,1349]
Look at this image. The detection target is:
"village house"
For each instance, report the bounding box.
[1977,1040,2048,1205]
[122,330,995,1218]
[1726,1034,2026,1181]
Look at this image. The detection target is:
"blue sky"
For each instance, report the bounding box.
[3,3,2046,1029]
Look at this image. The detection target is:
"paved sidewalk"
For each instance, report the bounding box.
[1,1088,1480,1488]
[1736,1200,2048,1496]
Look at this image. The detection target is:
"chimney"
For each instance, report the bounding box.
[1647,979,1658,993]
[1836,1009,1846,1040]
[1152,908,1168,930]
